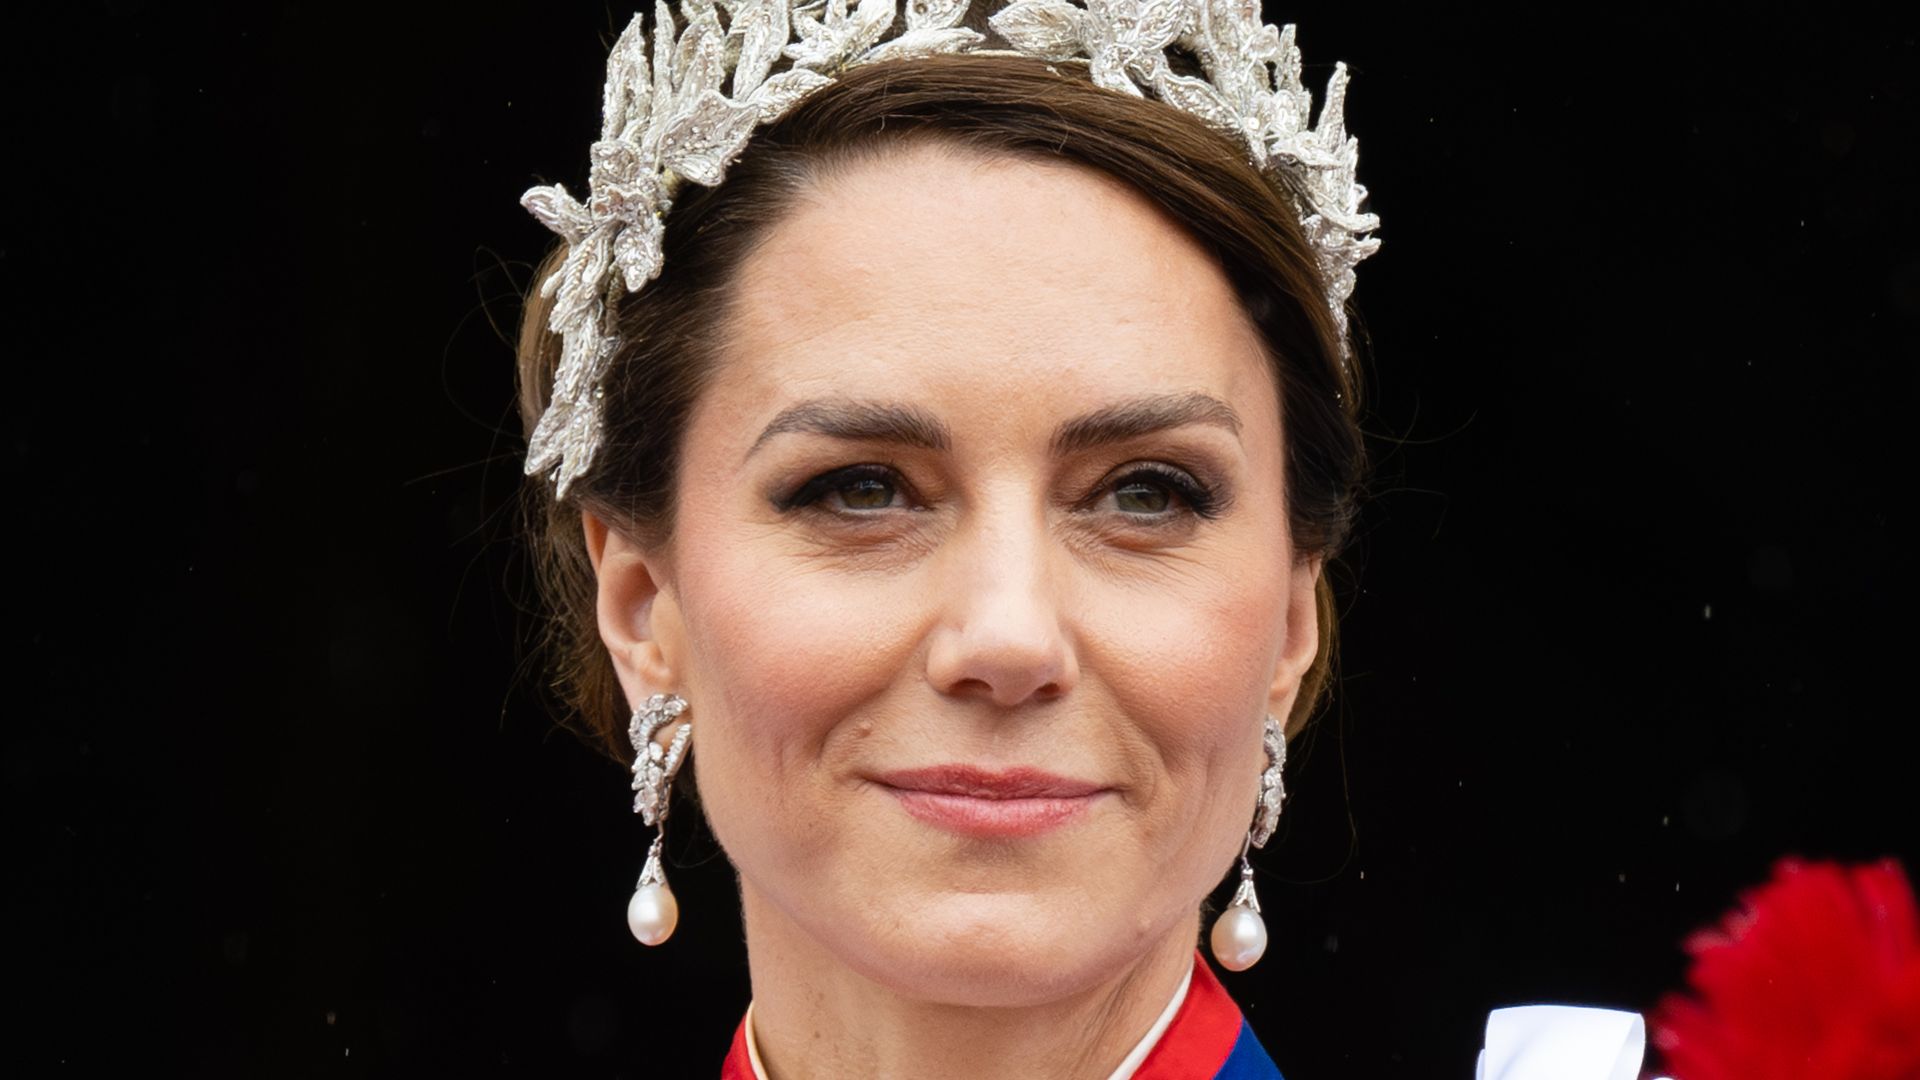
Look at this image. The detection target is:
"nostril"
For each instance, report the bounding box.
[948,676,994,700]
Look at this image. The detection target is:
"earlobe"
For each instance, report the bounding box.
[582,509,682,708]
[1265,555,1325,730]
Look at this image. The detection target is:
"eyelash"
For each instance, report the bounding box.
[1103,462,1224,520]
[777,464,911,515]
[774,462,1225,522]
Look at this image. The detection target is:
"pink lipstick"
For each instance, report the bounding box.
[872,765,1107,839]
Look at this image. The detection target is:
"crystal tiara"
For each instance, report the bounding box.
[521,0,1380,498]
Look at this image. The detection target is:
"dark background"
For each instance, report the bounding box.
[8,1,1915,1075]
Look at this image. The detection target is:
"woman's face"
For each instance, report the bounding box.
[592,142,1321,1005]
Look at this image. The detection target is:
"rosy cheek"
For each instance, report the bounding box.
[1096,573,1284,731]
[674,533,924,798]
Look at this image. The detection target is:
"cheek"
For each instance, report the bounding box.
[1078,556,1292,849]
[1095,559,1289,741]
[666,517,928,852]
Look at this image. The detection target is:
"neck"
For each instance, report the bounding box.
[740,883,1198,1080]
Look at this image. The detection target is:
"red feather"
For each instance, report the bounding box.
[1651,857,1920,1080]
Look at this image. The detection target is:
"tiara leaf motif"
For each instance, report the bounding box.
[522,0,1379,498]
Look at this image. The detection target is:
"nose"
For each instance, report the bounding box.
[923,507,1080,708]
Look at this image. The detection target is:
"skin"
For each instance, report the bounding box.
[583,141,1322,1079]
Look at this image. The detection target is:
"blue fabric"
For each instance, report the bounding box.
[1214,1018,1284,1079]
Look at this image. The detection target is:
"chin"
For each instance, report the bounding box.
[836,889,1176,1008]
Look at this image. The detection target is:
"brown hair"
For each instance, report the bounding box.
[516,51,1366,764]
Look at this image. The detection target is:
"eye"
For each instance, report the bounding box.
[1114,477,1173,515]
[1095,464,1224,521]
[777,464,913,515]
[838,475,897,510]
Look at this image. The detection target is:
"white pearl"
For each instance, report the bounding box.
[1209,903,1267,971]
[627,882,678,946]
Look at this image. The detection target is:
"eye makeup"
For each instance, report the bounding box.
[769,457,1232,526]
[1089,462,1229,521]
[771,463,917,515]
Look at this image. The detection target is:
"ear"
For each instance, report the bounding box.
[1265,555,1325,734]
[582,509,685,712]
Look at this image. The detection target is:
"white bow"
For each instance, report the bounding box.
[1475,1006,1665,1080]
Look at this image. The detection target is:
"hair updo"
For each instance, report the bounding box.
[516,49,1368,763]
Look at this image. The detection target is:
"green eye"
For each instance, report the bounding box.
[1098,465,1225,520]
[1114,480,1173,514]
[776,465,910,516]
[839,476,896,509]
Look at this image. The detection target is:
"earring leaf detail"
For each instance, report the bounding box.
[1211,715,1286,971]
[627,692,690,946]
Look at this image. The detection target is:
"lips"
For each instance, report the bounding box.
[872,765,1107,839]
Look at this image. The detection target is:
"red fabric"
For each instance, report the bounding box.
[1650,857,1920,1080]
[1131,952,1245,1080]
[719,1016,754,1080]
[717,951,1244,1079]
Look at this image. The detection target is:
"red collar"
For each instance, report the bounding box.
[720,951,1244,1079]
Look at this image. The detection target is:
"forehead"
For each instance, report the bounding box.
[712,141,1276,436]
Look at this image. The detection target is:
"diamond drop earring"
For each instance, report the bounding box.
[1210,715,1286,971]
[627,692,691,946]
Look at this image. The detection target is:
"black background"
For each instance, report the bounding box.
[8,1,1916,1075]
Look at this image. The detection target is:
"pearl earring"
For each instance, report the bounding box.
[1210,715,1286,971]
[627,692,691,946]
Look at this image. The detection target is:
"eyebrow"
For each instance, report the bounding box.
[746,400,952,459]
[1048,391,1243,456]
[745,391,1242,460]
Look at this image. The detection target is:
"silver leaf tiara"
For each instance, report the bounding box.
[521,0,1380,498]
